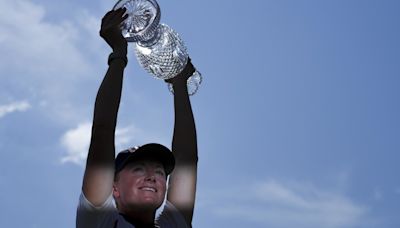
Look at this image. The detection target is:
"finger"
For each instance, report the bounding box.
[118,14,129,25]
[186,59,194,70]
[104,10,115,18]
[103,8,125,22]
[188,62,196,75]
[115,7,127,18]
[117,7,127,13]
[189,67,196,76]
[109,16,128,28]
[116,10,129,23]
[102,10,118,25]
[107,8,127,25]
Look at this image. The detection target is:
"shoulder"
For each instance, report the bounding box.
[77,192,119,228]
[156,201,191,228]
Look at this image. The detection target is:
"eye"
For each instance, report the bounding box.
[131,166,145,173]
[155,169,166,177]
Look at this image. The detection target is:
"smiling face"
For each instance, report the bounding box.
[113,159,167,212]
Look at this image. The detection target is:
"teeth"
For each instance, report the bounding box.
[142,187,156,192]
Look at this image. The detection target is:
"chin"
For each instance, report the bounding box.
[132,202,162,211]
[146,200,163,209]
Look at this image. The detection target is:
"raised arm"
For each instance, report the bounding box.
[82,9,128,206]
[166,60,198,225]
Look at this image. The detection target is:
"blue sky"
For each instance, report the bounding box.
[1,0,400,227]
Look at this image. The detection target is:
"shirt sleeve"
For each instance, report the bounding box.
[76,192,117,228]
[156,201,190,228]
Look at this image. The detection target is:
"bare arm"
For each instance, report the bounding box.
[82,9,128,206]
[166,60,198,225]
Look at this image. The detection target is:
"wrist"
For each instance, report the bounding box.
[108,52,128,66]
[112,45,127,56]
[171,81,188,93]
[172,80,187,89]
[112,50,127,57]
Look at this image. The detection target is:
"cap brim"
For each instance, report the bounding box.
[116,143,175,175]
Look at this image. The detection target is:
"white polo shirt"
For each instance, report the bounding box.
[76,192,189,228]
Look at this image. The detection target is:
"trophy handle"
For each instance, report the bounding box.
[168,70,202,96]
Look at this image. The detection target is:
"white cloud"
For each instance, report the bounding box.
[60,122,91,165]
[1,0,172,166]
[0,0,90,77]
[60,122,140,165]
[115,126,136,152]
[0,0,106,124]
[0,101,31,118]
[202,179,372,228]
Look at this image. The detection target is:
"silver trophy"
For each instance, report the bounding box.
[113,0,202,95]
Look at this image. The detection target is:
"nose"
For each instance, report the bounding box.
[145,174,156,183]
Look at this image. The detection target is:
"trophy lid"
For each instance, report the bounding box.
[113,0,161,42]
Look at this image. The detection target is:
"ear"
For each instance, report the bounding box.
[112,182,120,198]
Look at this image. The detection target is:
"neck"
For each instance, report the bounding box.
[119,208,156,227]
